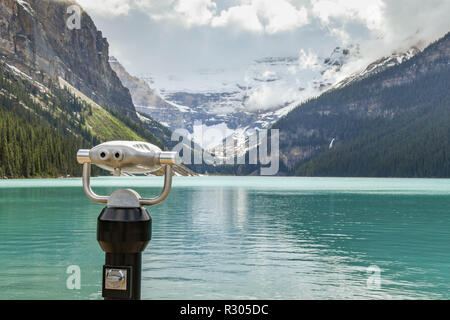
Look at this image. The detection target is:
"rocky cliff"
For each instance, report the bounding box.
[109,56,189,129]
[0,0,136,118]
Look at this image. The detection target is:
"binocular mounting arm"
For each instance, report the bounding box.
[82,162,109,204]
[82,162,173,206]
[78,141,178,207]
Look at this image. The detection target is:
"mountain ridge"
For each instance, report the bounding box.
[118,42,424,152]
[0,0,138,119]
[274,31,450,177]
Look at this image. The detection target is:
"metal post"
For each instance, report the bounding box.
[97,206,151,300]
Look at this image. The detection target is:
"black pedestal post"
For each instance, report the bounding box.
[97,207,151,300]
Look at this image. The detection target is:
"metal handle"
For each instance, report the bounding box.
[139,165,173,206]
[81,163,173,206]
[82,163,108,204]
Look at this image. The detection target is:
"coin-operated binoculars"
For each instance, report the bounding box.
[77,141,178,300]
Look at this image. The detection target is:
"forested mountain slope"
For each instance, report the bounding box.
[0,0,197,178]
[0,61,164,178]
[274,32,450,177]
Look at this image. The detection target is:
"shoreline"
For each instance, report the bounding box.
[2,175,450,180]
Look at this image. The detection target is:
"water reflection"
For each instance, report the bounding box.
[0,177,449,299]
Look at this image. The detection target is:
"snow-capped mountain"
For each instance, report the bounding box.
[333,47,421,89]
[112,44,420,149]
[213,46,423,160]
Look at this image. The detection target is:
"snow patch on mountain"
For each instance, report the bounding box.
[119,44,421,149]
[16,0,35,16]
[333,47,421,89]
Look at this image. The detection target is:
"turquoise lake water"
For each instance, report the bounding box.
[0,177,449,300]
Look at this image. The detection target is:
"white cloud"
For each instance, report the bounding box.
[78,0,450,47]
[79,0,309,33]
[260,71,277,81]
[306,0,450,80]
[80,0,450,102]
[311,0,385,32]
[380,0,450,51]
[298,49,319,70]
[211,0,308,34]
[245,83,297,111]
[211,4,263,33]
[174,0,217,26]
[253,0,308,34]
[78,0,217,26]
[77,0,132,17]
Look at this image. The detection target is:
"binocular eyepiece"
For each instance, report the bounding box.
[77,141,179,176]
[77,141,179,207]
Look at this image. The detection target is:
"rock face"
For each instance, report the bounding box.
[109,57,189,129]
[0,0,136,118]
